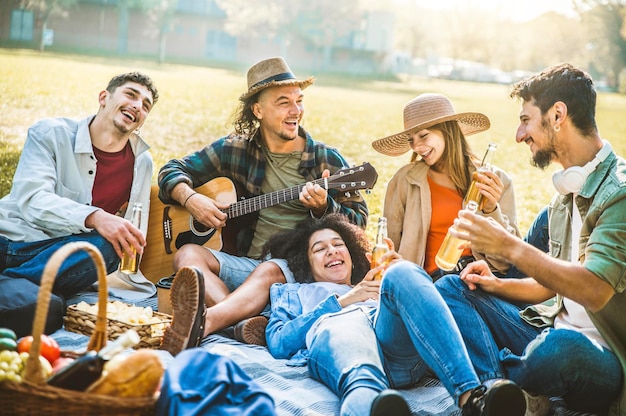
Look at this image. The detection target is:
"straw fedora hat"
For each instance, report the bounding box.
[372,93,490,156]
[239,57,315,101]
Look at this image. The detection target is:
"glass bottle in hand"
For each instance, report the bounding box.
[119,202,142,274]
[47,329,140,391]
[371,217,389,280]
[435,201,478,271]
[463,143,497,210]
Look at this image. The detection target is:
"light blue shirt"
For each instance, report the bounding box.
[0,115,152,240]
[0,115,155,298]
[266,281,376,364]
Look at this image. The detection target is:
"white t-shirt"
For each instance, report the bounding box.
[554,194,610,350]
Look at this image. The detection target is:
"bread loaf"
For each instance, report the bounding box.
[86,349,163,398]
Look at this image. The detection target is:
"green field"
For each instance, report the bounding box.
[2,49,626,239]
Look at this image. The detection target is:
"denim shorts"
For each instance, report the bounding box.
[209,249,295,292]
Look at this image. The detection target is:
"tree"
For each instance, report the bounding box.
[20,0,77,51]
[215,0,299,58]
[295,0,364,71]
[141,0,179,64]
[575,0,626,89]
[215,0,365,69]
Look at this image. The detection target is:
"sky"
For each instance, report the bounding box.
[412,0,577,22]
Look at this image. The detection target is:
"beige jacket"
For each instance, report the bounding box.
[383,161,521,273]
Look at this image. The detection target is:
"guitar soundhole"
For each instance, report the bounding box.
[192,219,210,232]
[189,217,214,236]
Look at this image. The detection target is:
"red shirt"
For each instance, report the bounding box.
[92,142,135,215]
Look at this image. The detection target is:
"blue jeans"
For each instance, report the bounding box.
[435,276,622,413]
[0,231,119,337]
[307,261,481,415]
[0,230,119,297]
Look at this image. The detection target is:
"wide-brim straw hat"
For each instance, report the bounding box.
[239,57,315,101]
[372,93,490,156]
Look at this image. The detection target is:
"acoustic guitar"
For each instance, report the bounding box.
[141,162,378,281]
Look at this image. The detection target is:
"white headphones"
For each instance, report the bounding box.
[552,140,612,195]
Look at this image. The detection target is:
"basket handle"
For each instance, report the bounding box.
[22,241,109,384]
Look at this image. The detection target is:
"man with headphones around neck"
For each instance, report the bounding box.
[434,63,626,416]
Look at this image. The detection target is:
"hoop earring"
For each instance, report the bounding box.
[554,125,560,132]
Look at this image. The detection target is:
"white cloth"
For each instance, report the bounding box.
[554,194,609,349]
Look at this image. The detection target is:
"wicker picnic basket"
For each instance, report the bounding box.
[65,304,171,349]
[0,242,157,415]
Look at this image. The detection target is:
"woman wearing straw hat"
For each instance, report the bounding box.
[371,93,520,279]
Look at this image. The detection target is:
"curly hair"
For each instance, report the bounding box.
[510,63,597,137]
[106,72,159,105]
[231,95,260,137]
[262,214,371,285]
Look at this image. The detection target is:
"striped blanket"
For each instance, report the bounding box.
[53,291,460,416]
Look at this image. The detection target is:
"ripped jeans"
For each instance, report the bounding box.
[435,276,621,413]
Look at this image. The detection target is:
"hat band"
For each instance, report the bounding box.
[250,71,296,90]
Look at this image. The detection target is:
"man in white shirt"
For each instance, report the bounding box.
[0,72,158,337]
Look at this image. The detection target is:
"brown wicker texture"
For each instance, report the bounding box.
[0,242,157,415]
[65,304,171,349]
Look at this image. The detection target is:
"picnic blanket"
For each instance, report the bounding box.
[52,291,460,416]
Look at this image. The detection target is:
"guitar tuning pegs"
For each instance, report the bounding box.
[344,191,351,198]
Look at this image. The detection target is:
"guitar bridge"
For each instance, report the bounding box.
[163,206,173,254]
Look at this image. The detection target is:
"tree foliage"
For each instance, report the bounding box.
[214,0,365,69]
[575,0,626,88]
[20,0,77,51]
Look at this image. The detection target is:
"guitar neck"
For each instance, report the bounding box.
[225,177,327,219]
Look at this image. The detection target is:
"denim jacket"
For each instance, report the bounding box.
[266,282,380,367]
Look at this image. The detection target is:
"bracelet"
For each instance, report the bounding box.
[183,192,198,208]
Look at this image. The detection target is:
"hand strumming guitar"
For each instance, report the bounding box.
[173,183,230,229]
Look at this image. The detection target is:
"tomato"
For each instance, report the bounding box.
[17,335,61,364]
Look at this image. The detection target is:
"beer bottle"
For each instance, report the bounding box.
[463,143,497,210]
[371,217,389,280]
[435,201,478,271]
[47,330,140,391]
[119,202,142,274]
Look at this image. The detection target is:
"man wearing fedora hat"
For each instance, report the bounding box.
[158,57,368,355]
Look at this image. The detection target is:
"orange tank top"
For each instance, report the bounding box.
[424,176,472,274]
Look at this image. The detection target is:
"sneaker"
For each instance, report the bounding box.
[462,379,527,416]
[233,315,268,346]
[524,391,550,416]
[160,266,207,356]
[370,389,411,416]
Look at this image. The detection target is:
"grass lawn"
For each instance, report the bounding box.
[2,48,626,239]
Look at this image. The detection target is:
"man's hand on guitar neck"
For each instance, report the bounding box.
[300,169,330,218]
[174,183,229,229]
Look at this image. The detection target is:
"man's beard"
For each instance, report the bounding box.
[531,148,556,170]
[277,132,297,141]
[531,118,558,170]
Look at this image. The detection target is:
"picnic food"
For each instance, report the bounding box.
[0,328,17,352]
[47,330,139,391]
[85,349,163,398]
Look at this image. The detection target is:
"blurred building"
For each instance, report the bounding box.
[0,0,396,76]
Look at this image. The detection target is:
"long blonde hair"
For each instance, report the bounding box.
[410,120,479,196]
